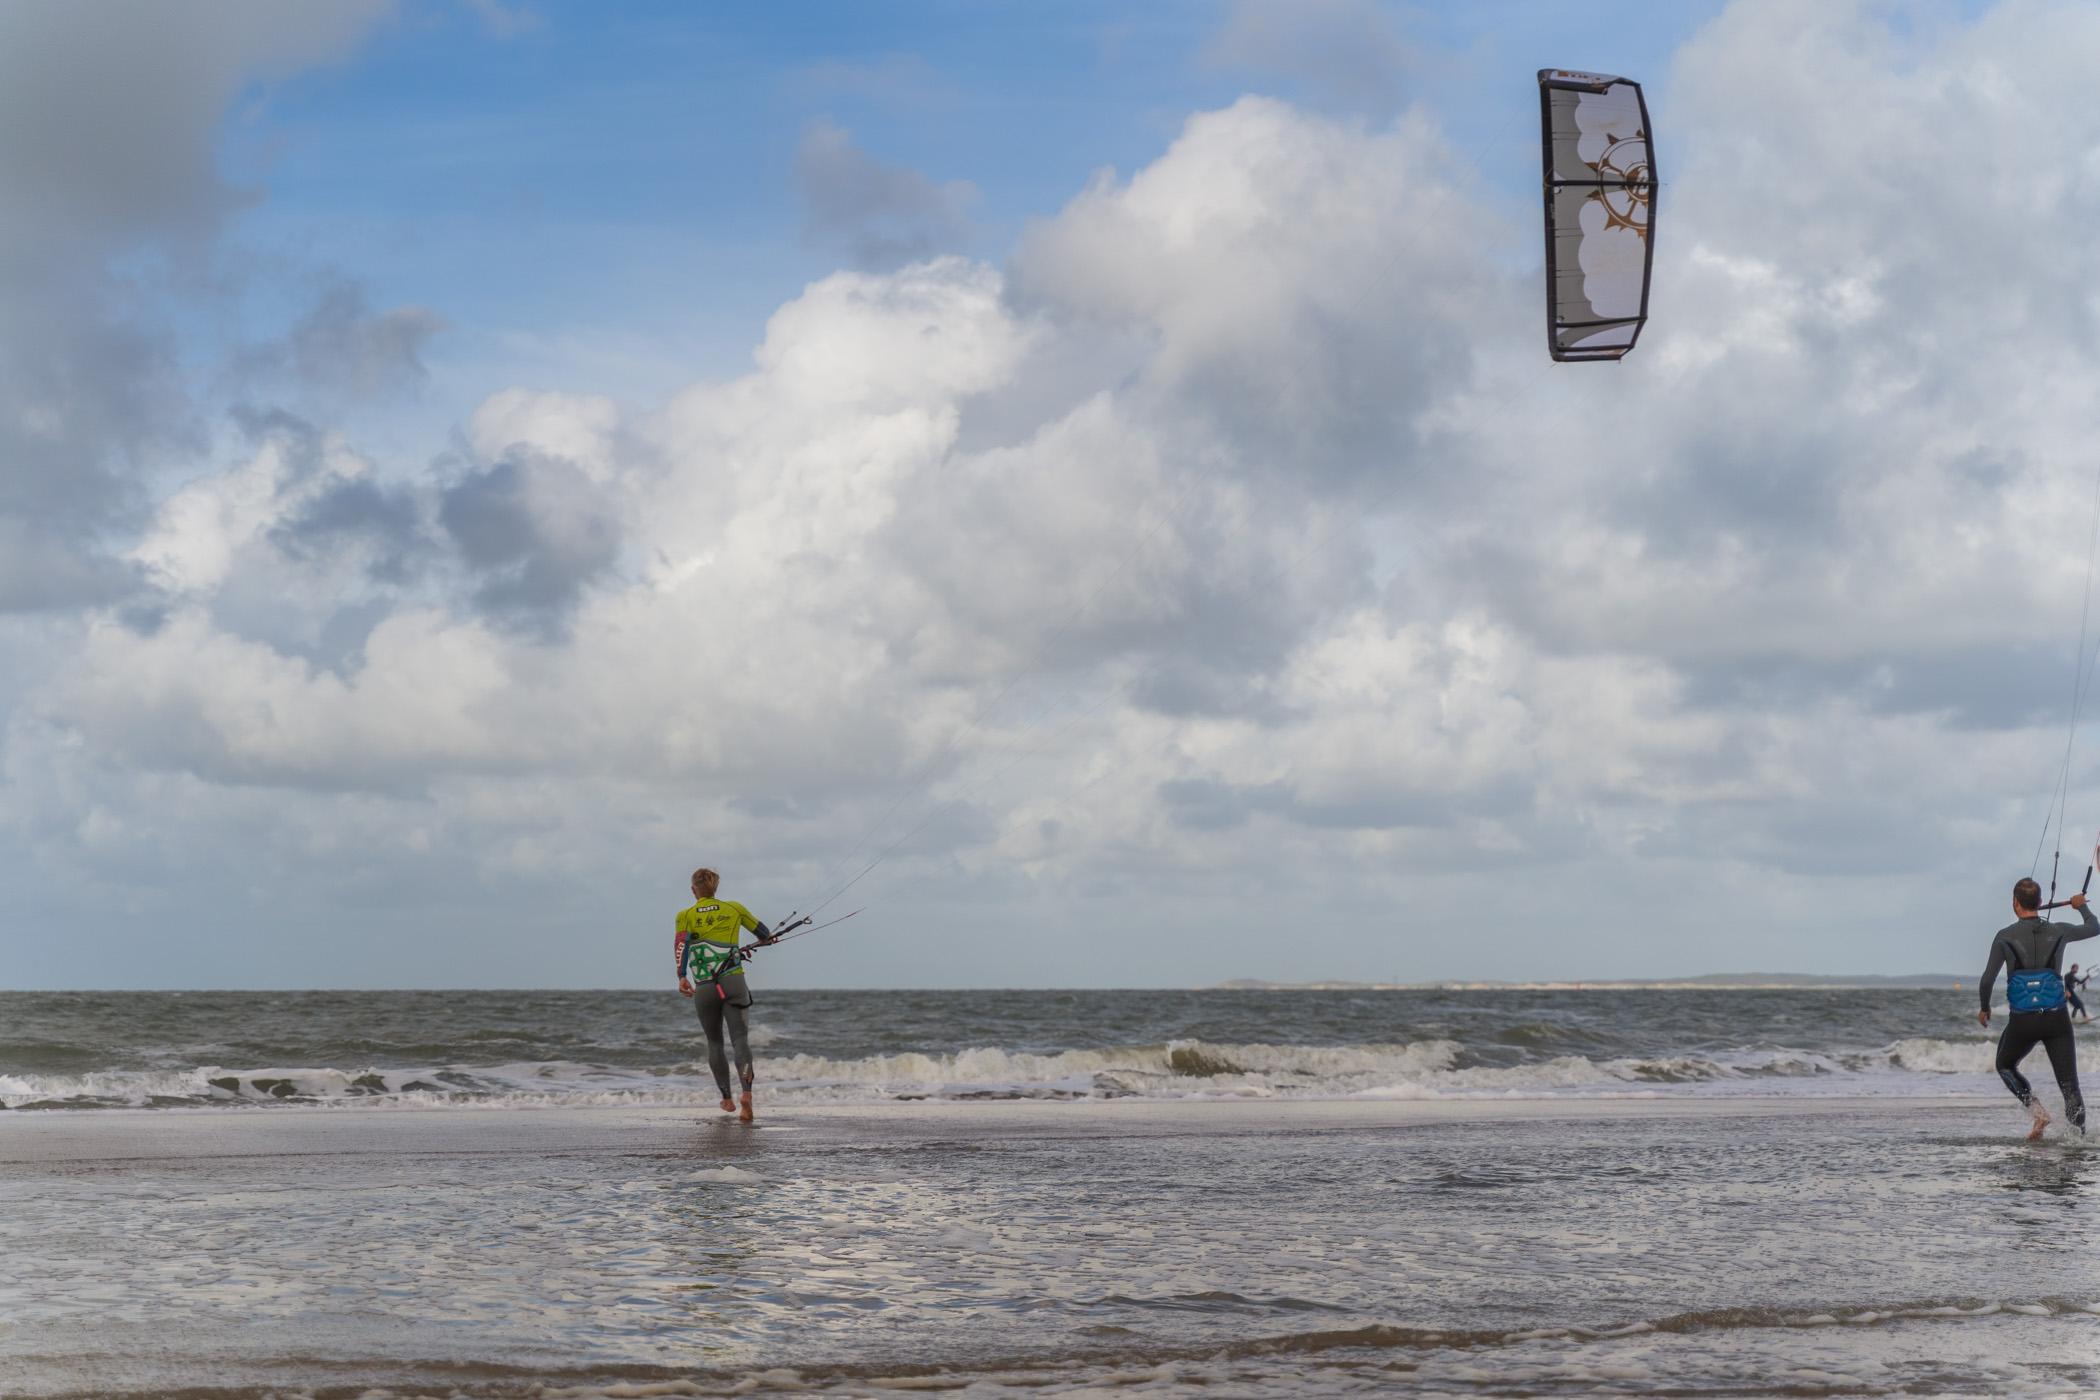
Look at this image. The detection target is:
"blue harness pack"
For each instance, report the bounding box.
[2008,967,2067,1014]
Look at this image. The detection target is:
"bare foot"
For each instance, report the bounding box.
[719,1096,735,1114]
[2027,1104,2052,1141]
[738,1091,754,1123]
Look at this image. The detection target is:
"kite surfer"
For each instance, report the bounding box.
[676,867,775,1122]
[1978,878,2096,1139]
[2068,963,2091,1022]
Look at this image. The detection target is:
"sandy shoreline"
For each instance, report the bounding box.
[6,1091,2085,1400]
[0,1090,2003,1163]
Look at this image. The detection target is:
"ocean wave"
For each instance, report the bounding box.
[0,1030,2019,1111]
[1879,1036,1996,1074]
[0,1059,709,1111]
[767,1038,1470,1097]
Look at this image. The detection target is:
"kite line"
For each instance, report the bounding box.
[2031,452,2100,906]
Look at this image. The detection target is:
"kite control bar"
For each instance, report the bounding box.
[2041,865,2095,911]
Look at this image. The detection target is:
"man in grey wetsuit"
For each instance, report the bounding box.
[1978,878,2096,1138]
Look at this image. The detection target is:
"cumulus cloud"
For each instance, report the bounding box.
[440,454,623,627]
[1012,97,1506,494]
[469,389,622,471]
[10,0,2100,987]
[110,409,429,679]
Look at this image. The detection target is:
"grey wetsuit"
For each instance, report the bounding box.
[694,975,755,1099]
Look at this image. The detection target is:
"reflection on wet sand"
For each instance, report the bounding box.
[2,1097,2097,1397]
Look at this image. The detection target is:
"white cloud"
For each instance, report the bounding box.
[133,429,376,597]
[470,390,621,478]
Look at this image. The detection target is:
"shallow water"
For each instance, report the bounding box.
[0,986,2054,1109]
[3,1097,2097,1397]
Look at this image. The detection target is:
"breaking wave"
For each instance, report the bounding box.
[0,1032,2012,1111]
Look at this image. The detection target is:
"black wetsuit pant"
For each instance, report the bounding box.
[695,977,755,1098]
[1997,1007,2085,1132]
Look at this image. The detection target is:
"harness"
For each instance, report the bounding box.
[686,939,754,1001]
[2005,924,2068,1014]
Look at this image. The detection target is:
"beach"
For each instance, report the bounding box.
[5,1092,2098,1397]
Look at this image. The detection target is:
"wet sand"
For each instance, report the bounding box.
[5,1095,2097,1397]
[0,1090,1992,1161]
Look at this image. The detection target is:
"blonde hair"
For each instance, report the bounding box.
[691,868,719,895]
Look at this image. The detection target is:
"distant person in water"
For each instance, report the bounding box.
[675,867,774,1122]
[1978,878,2097,1139]
[2069,964,2091,1023]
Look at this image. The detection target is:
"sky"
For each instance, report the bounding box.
[4,0,2096,990]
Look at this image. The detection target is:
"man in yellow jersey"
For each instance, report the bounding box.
[675,867,774,1122]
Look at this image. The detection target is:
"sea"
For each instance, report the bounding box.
[5,988,2098,1398]
[0,985,2025,1111]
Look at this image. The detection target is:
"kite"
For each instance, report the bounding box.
[1539,69,1656,362]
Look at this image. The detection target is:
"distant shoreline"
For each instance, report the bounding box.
[1212,974,1969,992]
[3,979,1976,993]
